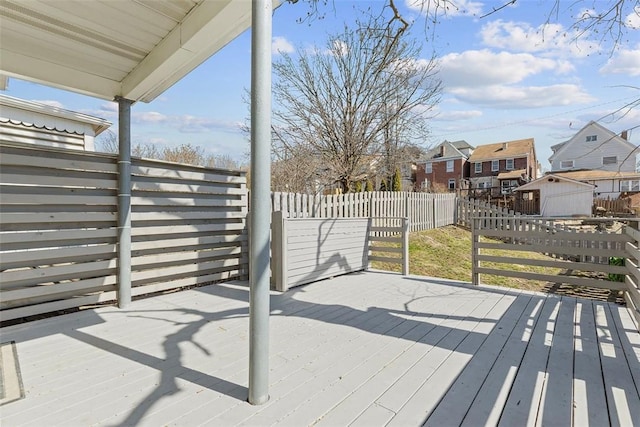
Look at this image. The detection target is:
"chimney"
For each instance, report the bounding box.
[502,142,508,150]
[440,145,445,156]
[621,130,628,140]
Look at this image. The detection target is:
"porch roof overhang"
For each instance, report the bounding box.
[0,0,280,103]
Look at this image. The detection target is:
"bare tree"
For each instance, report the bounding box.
[96,133,244,169]
[294,0,638,54]
[273,10,441,192]
[95,129,118,153]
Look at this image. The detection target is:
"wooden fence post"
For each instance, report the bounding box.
[471,217,479,285]
[402,217,410,275]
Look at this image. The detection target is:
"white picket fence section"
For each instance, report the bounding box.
[270,191,457,232]
[0,142,248,321]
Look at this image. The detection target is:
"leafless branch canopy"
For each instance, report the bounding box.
[272,9,441,192]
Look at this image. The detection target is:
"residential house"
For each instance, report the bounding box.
[468,138,538,196]
[551,169,640,199]
[0,94,110,151]
[415,140,474,192]
[549,121,638,173]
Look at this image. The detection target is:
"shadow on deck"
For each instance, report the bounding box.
[1,271,639,426]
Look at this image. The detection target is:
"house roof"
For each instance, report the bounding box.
[551,170,640,181]
[497,169,527,180]
[0,94,111,135]
[422,140,469,162]
[468,138,534,162]
[449,140,474,150]
[548,121,636,162]
[0,0,281,103]
[515,173,595,191]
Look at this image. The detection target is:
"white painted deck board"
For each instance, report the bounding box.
[1,272,638,427]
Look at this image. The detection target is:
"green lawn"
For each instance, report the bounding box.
[372,225,563,291]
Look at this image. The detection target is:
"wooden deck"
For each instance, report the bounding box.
[1,271,639,426]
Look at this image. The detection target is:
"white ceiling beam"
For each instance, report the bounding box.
[0,49,120,100]
[122,0,279,102]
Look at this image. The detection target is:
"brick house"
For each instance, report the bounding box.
[415,140,474,192]
[468,138,538,197]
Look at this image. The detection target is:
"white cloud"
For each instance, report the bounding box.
[32,100,64,109]
[439,49,569,87]
[127,111,241,134]
[599,47,640,76]
[272,36,294,55]
[331,39,349,56]
[479,20,596,58]
[100,102,118,112]
[133,111,168,124]
[434,109,483,121]
[448,84,595,108]
[405,0,483,18]
[627,6,640,29]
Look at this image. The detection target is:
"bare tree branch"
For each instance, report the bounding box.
[272,11,441,192]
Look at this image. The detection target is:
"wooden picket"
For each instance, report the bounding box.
[270,191,457,232]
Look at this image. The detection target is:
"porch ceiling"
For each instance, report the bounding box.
[0,0,280,102]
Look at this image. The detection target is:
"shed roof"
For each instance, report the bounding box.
[469,138,534,162]
[0,94,111,135]
[516,174,595,191]
[0,0,280,102]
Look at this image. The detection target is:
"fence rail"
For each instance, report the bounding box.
[270,191,456,232]
[0,142,247,321]
[471,215,636,294]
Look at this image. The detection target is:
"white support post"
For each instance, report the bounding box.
[116,96,133,308]
[248,0,272,406]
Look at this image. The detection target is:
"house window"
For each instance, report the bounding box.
[586,135,598,142]
[560,160,574,169]
[491,160,499,172]
[446,160,454,172]
[506,158,514,170]
[425,162,432,173]
[474,162,482,173]
[448,179,456,190]
[603,156,618,165]
[621,180,640,192]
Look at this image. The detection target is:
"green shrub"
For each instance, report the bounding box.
[608,257,625,282]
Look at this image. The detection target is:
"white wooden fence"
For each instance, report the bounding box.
[270,191,456,232]
[0,143,247,321]
[471,216,639,320]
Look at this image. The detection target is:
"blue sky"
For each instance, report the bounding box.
[4,0,639,170]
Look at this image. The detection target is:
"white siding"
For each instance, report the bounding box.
[539,181,593,216]
[0,119,89,150]
[550,123,637,172]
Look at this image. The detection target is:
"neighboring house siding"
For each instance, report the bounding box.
[549,122,637,172]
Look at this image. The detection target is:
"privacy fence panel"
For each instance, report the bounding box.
[0,143,248,321]
[0,143,119,320]
[271,211,369,291]
[130,158,248,297]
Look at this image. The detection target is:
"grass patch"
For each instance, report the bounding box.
[372,225,563,291]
